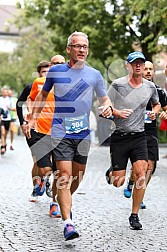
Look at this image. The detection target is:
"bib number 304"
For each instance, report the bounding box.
[65,114,89,134]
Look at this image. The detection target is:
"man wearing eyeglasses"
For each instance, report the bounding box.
[26,31,126,240]
[106,52,160,230]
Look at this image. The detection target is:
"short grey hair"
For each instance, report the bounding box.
[67,31,88,46]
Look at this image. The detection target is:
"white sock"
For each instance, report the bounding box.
[64,219,73,226]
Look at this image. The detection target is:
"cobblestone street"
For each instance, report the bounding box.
[0,135,167,252]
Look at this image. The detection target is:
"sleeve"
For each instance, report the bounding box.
[16,84,32,125]
[94,71,107,97]
[43,69,54,92]
[29,80,38,101]
[107,82,117,104]
[158,88,167,108]
[150,86,159,105]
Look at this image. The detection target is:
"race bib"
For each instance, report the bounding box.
[65,114,89,134]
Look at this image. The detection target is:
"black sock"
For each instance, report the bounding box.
[131,213,138,217]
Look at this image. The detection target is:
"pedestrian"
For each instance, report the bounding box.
[26,31,118,240]
[106,52,160,230]
[7,89,17,150]
[0,87,12,155]
[123,60,167,209]
[0,107,6,153]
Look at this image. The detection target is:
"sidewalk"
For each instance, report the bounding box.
[0,135,167,251]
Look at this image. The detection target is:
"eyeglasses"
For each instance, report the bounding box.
[131,60,145,66]
[51,62,65,65]
[68,44,88,50]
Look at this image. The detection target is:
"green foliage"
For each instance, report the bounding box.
[1,0,167,92]
[1,14,56,93]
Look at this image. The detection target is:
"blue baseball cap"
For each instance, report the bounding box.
[127,52,146,63]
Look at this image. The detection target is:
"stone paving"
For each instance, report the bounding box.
[0,135,167,252]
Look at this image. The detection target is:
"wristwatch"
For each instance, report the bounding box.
[22,121,27,125]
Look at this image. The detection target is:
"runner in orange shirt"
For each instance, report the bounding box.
[28,55,65,217]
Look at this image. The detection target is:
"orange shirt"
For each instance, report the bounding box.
[29,77,54,135]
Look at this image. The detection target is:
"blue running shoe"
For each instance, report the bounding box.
[140,202,146,209]
[64,224,79,241]
[49,203,61,218]
[124,187,132,198]
[35,178,46,196]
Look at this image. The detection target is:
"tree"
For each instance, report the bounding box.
[0,7,56,93]
[110,0,167,61]
[19,0,167,64]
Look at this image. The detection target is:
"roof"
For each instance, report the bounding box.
[0,4,19,35]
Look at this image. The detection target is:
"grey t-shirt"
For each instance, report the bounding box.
[107,76,159,132]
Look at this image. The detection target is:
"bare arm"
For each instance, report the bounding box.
[26,89,49,138]
[98,95,113,118]
[98,95,133,119]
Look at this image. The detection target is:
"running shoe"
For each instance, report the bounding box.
[140,202,146,209]
[124,187,132,198]
[124,181,134,198]
[129,214,142,230]
[29,189,38,202]
[49,203,61,218]
[64,224,79,241]
[1,146,6,155]
[35,178,46,196]
[46,180,53,198]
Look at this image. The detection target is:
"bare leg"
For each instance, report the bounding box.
[31,162,39,186]
[9,122,15,147]
[132,160,147,214]
[56,160,72,221]
[70,161,86,195]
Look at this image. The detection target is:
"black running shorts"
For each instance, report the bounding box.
[28,130,56,170]
[52,138,91,164]
[110,131,148,171]
[146,134,159,161]
[1,120,11,131]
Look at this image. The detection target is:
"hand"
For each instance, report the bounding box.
[25,119,35,139]
[98,105,113,118]
[21,124,27,136]
[159,111,167,120]
[114,109,133,119]
[147,111,156,121]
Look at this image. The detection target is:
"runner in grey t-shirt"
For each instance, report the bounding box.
[106,51,160,231]
[108,75,159,132]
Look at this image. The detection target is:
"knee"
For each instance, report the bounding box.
[57,175,70,189]
[113,177,125,187]
[111,174,125,187]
